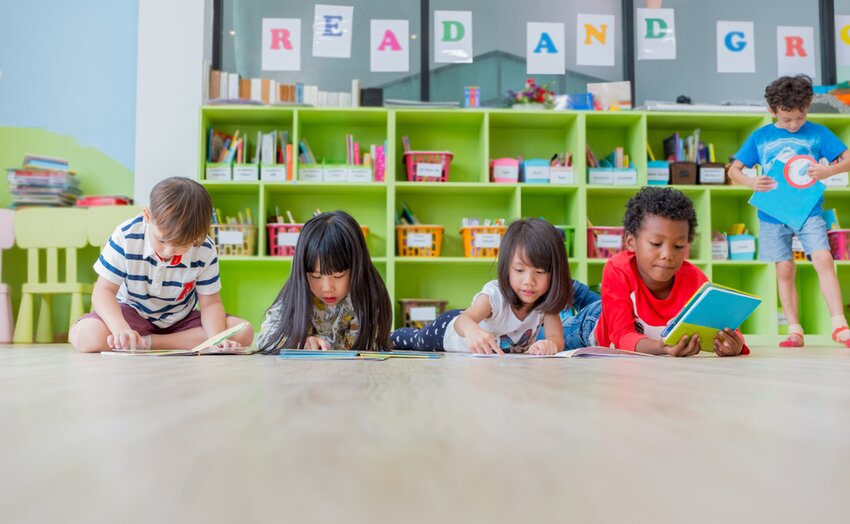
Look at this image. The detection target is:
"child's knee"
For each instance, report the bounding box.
[70,319,110,353]
[776,260,796,279]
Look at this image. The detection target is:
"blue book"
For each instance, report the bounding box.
[661,282,761,352]
[749,156,825,229]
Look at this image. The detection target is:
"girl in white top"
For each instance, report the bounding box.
[391,218,573,355]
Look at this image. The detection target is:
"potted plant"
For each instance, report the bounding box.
[508,78,556,110]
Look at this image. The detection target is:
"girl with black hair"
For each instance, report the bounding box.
[257,211,392,353]
[391,218,573,355]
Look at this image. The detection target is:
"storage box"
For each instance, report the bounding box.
[261,164,288,182]
[267,223,303,256]
[398,299,448,329]
[233,164,259,181]
[210,224,258,256]
[348,166,373,183]
[521,159,550,183]
[711,236,729,260]
[588,167,614,185]
[549,166,574,184]
[490,158,520,183]
[323,164,348,183]
[206,163,232,181]
[299,165,323,182]
[791,235,807,261]
[587,226,624,258]
[699,163,726,185]
[828,229,850,260]
[613,167,637,186]
[728,234,756,260]
[669,162,697,185]
[647,160,670,185]
[460,226,506,258]
[403,151,452,182]
[396,225,444,257]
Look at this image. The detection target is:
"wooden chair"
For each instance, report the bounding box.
[0,209,14,343]
[87,205,143,248]
[13,208,92,343]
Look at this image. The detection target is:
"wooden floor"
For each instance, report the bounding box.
[0,346,849,524]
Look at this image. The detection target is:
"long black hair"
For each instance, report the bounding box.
[496,218,572,314]
[258,211,392,353]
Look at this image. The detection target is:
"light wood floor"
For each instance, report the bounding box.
[0,346,849,524]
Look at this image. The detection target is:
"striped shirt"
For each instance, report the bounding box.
[93,214,221,328]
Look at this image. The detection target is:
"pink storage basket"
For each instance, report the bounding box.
[490,158,520,183]
[828,229,850,260]
[403,151,453,182]
[587,227,625,258]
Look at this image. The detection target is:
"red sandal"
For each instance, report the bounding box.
[832,326,850,348]
[779,332,804,348]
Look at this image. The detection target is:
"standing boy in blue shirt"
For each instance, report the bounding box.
[728,75,850,348]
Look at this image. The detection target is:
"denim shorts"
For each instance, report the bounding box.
[562,300,601,350]
[758,215,831,262]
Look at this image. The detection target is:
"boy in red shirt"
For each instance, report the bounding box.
[562,187,748,356]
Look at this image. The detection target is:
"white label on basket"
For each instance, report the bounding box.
[416,163,443,178]
[596,234,622,249]
[525,166,549,181]
[791,236,803,252]
[825,172,849,187]
[409,306,437,322]
[700,167,725,184]
[550,166,574,184]
[219,230,244,245]
[588,169,614,185]
[474,233,501,248]
[730,239,755,254]
[206,166,231,181]
[613,168,637,186]
[299,167,323,182]
[647,167,669,183]
[233,165,259,181]
[348,167,373,183]
[492,165,518,180]
[278,232,300,247]
[261,166,287,182]
[323,166,347,182]
[407,233,433,248]
[711,241,729,260]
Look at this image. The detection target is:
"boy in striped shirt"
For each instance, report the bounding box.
[70,177,254,352]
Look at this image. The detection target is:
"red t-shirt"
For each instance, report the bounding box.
[594,251,749,354]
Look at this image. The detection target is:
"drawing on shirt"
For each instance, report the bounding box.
[499,329,534,353]
[630,291,667,340]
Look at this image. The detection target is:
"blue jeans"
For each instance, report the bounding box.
[759,215,830,262]
[562,300,602,350]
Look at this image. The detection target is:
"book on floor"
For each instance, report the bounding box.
[278,350,443,361]
[749,156,826,229]
[661,282,761,351]
[467,346,654,358]
[101,322,254,356]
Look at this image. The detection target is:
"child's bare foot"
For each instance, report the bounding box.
[779,332,804,348]
[832,326,850,348]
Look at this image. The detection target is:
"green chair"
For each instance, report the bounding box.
[87,205,143,248]
[13,208,92,343]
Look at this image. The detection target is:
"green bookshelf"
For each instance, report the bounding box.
[199,106,850,346]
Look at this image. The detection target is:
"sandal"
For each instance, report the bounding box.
[832,326,850,348]
[779,332,805,348]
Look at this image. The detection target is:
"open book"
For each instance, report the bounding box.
[661,282,761,351]
[279,350,443,361]
[467,346,653,358]
[101,322,255,356]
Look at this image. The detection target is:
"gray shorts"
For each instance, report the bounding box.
[758,215,831,262]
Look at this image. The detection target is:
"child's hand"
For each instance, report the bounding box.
[748,175,777,192]
[713,328,744,356]
[108,329,147,351]
[216,339,243,350]
[805,163,831,181]
[527,340,559,355]
[662,334,701,357]
[466,327,503,354]
[304,336,330,350]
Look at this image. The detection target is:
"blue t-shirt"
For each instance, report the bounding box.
[734,121,847,224]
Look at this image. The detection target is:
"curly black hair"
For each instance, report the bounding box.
[623,187,697,242]
[765,75,813,112]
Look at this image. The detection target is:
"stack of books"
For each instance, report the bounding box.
[6,155,81,208]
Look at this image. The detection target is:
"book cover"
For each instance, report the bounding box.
[661,282,761,351]
[749,156,825,229]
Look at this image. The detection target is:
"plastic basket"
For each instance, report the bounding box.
[403,151,453,182]
[460,226,506,258]
[396,225,444,257]
[828,229,850,260]
[587,226,624,258]
[210,224,258,256]
[398,299,448,329]
[268,224,369,256]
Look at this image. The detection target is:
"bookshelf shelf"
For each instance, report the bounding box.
[199,106,850,344]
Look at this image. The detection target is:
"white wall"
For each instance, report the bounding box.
[134,0,213,205]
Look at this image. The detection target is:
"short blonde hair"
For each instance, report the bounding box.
[149,177,212,246]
